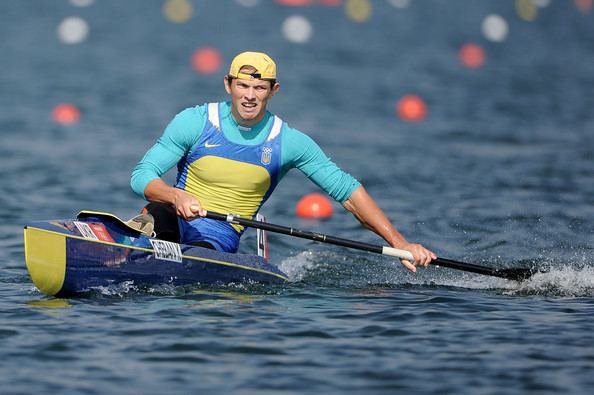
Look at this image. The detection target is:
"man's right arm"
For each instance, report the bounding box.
[130,106,207,218]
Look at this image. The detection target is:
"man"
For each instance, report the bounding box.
[131,51,436,272]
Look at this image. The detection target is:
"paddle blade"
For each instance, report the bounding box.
[492,266,539,281]
[432,258,539,282]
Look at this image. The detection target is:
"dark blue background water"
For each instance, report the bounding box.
[1,1,593,394]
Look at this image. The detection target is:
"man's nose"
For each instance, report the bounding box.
[244,87,256,100]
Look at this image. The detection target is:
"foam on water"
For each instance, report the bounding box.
[278,250,320,282]
[279,250,594,297]
[90,280,140,297]
[506,265,594,297]
[82,278,285,298]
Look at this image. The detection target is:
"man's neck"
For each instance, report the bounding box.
[230,107,266,128]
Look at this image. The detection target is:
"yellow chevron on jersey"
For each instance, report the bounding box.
[184,156,271,231]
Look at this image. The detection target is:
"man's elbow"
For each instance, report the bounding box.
[130,172,149,199]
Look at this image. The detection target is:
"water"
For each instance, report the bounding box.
[1,1,593,394]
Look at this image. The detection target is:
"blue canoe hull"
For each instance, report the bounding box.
[24,211,288,297]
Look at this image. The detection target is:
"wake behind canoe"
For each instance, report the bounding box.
[24,211,288,297]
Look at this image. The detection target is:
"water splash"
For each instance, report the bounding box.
[85,279,284,298]
[278,251,320,282]
[278,250,594,297]
[90,280,140,297]
[505,265,594,297]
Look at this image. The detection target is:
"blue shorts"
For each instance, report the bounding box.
[178,217,240,253]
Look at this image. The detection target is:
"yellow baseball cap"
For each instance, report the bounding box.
[229,51,277,80]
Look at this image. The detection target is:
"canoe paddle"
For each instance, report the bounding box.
[203,211,538,282]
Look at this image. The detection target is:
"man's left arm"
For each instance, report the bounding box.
[283,128,436,271]
[342,186,436,272]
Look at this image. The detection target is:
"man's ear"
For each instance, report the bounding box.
[269,82,280,97]
[223,76,232,94]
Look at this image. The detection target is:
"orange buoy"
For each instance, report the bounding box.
[52,103,81,124]
[396,95,427,122]
[191,47,223,75]
[274,0,314,5]
[459,43,486,69]
[296,193,334,219]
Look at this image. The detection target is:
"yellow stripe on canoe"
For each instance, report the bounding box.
[24,227,67,296]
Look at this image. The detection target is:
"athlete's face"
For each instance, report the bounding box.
[225,72,280,126]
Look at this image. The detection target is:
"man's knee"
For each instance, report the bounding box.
[143,202,180,243]
[190,240,216,250]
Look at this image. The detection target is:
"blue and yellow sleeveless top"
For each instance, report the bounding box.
[174,102,283,232]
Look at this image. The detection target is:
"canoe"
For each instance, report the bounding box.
[23,210,289,297]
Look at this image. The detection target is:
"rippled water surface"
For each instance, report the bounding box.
[1,1,593,394]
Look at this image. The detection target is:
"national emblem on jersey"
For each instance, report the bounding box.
[261,147,272,165]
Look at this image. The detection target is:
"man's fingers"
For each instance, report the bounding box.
[400,259,417,273]
[176,204,198,220]
[409,245,437,267]
[414,254,431,267]
[189,204,206,217]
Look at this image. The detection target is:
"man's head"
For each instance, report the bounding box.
[224,51,280,126]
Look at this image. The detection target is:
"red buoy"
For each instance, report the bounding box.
[275,0,314,5]
[296,193,334,219]
[191,47,223,75]
[459,43,486,69]
[396,95,427,122]
[52,103,81,125]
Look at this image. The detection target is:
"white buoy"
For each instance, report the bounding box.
[70,0,94,7]
[57,17,89,45]
[482,14,509,43]
[282,15,313,44]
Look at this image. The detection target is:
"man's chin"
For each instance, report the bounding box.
[239,111,260,122]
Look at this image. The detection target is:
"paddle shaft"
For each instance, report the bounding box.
[204,211,533,281]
